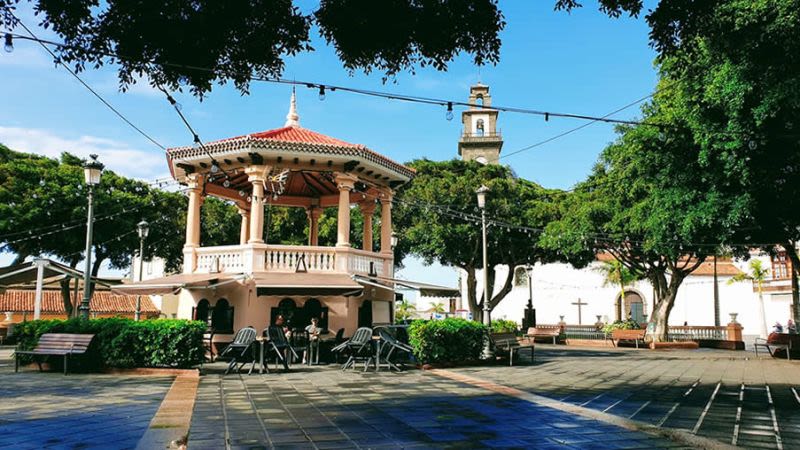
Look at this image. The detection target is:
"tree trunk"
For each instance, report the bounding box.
[89,253,105,301]
[783,241,800,325]
[713,255,720,327]
[757,285,768,339]
[648,270,685,342]
[464,266,481,322]
[59,278,73,317]
[488,264,515,312]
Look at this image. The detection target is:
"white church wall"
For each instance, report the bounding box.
[464,258,793,336]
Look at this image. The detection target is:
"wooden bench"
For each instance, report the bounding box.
[525,327,560,344]
[490,332,534,366]
[15,333,95,375]
[610,329,647,349]
[754,333,799,360]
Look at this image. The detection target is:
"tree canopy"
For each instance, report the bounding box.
[394,159,579,320]
[0,0,505,96]
[542,84,749,341]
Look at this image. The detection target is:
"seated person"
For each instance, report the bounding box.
[773,322,784,334]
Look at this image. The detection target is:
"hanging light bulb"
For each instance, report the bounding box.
[748,140,758,150]
[193,135,201,149]
[238,190,246,197]
[210,160,220,174]
[167,94,182,111]
[223,179,231,188]
[544,112,549,122]
[318,85,326,101]
[446,102,454,121]
[4,33,13,53]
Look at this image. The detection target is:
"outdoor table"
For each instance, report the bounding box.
[250,337,290,374]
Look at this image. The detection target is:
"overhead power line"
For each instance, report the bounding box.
[3,31,656,129]
[4,23,165,151]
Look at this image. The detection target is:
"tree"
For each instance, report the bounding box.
[1,0,504,96]
[0,145,241,314]
[729,259,770,338]
[394,159,579,322]
[395,299,416,323]
[542,86,748,342]
[595,259,639,320]
[429,302,446,315]
[641,0,800,325]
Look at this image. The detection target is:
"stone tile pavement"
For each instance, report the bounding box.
[0,347,173,450]
[189,363,688,449]
[452,346,800,450]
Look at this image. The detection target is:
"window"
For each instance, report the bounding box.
[193,299,210,324]
[476,94,484,106]
[211,298,234,333]
[772,252,790,279]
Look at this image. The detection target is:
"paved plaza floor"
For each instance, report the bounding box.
[1,345,798,449]
[0,348,173,449]
[454,346,800,449]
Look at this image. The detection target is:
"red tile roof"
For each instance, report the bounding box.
[248,126,361,148]
[0,289,160,314]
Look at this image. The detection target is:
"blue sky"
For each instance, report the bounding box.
[0,1,658,284]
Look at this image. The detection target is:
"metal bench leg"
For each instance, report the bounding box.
[64,354,68,376]
[509,349,514,366]
[14,353,19,373]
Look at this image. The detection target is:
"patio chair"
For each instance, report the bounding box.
[338,327,375,371]
[219,326,257,375]
[263,325,299,371]
[203,325,216,362]
[378,328,414,372]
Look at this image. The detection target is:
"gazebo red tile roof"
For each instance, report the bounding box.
[0,289,160,314]
[220,125,362,148]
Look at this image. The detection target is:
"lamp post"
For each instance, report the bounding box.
[524,264,535,329]
[476,185,492,358]
[135,220,150,321]
[79,155,104,319]
[390,231,399,249]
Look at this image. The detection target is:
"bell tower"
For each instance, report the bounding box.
[458,84,503,164]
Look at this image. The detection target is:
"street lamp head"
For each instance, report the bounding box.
[137,220,150,239]
[83,154,104,186]
[475,185,490,209]
[390,231,399,249]
[525,264,534,275]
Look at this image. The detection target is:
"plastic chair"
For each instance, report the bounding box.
[219,326,256,375]
[338,327,374,371]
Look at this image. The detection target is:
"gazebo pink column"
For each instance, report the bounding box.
[380,190,393,254]
[360,201,377,252]
[184,173,204,247]
[183,173,204,273]
[335,173,357,247]
[246,166,270,244]
[307,206,322,246]
[237,205,250,245]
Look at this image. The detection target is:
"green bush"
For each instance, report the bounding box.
[408,318,487,364]
[490,319,518,334]
[13,318,205,370]
[602,319,642,334]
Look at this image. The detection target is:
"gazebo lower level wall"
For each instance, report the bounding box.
[176,281,393,342]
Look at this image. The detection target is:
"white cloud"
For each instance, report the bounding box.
[0,46,53,69]
[0,126,170,181]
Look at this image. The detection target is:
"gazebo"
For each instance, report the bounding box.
[117,93,414,340]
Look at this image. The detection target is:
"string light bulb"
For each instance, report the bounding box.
[446,102,454,121]
[210,160,220,174]
[3,33,12,53]
[167,94,182,111]
[318,85,326,101]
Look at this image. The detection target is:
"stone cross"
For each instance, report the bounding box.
[571,298,588,325]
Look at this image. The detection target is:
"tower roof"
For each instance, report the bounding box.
[284,89,300,127]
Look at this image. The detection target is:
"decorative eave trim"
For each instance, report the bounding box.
[167,137,415,180]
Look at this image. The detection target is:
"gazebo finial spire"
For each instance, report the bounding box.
[285,87,300,127]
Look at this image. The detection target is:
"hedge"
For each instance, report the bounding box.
[408,318,487,364]
[490,319,518,334]
[14,318,205,370]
